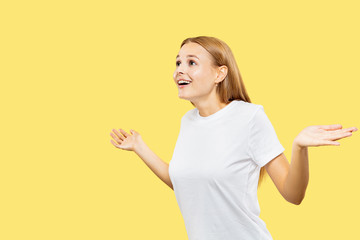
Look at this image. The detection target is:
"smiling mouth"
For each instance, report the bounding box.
[177,80,192,86]
[178,82,191,88]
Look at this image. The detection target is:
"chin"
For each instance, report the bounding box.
[178,94,191,100]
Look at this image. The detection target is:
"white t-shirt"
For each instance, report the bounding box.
[169,100,285,240]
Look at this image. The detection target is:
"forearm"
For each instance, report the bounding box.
[134,140,173,190]
[283,141,309,205]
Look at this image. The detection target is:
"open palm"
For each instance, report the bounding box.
[110,128,141,151]
[294,124,357,148]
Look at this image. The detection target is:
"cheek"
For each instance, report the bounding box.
[190,68,203,80]
[191,68,212,85]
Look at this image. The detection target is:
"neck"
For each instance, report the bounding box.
[194,100,229,117]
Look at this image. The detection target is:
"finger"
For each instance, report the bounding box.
[339,127,358,132]
[327,128,355,134]
[350,127,358,132]
[327,131,353,141]
[110,133,123,144]
[110,139,123,148]
[319,124,342,130]
[119,128,131,138]
[112,129,125,141]
[318,140,340,146]
[328,127,357,133]
[111,130,124,141]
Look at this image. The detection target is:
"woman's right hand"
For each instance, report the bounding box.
[110,128,142,152]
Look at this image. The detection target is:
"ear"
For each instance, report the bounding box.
[216,65,228,83]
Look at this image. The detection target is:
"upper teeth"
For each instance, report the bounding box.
[178,80,191,84]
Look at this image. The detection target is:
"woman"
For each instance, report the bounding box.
[110,36,357,240]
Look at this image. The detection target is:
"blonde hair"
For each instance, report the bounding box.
[180,36,267,189]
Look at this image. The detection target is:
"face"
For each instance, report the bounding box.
[173,42,220,102]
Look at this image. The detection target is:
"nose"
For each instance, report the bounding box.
[177,70,184,77]
[176,64,185,75]
[173,70,183,80]
[175,64,185,77]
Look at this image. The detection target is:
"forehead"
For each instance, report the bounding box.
[176,42,210,59]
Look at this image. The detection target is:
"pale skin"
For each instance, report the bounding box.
[110,42,358,205]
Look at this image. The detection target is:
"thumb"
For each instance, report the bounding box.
[130,129,137,135]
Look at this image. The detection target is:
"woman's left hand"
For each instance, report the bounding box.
[294,124,358,148]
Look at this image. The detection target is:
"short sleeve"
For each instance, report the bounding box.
[248,105,285,167]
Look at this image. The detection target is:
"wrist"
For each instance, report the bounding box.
[133,138,146,154]
[293,140,307,151]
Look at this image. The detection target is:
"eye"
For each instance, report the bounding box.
[176,60,196,66]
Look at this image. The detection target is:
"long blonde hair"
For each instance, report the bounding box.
[180,36,267,189]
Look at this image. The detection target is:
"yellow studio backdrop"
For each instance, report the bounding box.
[1,0,359,239]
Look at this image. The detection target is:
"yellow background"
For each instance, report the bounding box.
[1,0,359,239]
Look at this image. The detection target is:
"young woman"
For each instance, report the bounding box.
[110,36,357,240]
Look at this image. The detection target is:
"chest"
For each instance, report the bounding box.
[170,120,252,186]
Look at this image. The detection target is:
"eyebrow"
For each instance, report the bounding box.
[176,54,199,60]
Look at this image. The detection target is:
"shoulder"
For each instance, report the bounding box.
[179,100,264,122]
[181,108,197,122]
[231,100,263,119]
[235,100,262,111]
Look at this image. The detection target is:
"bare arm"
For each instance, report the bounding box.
[283,142,309,204]
[265,124,357,205]
[110,128,173,190]
[264,151,305,205]
[134,139,173,190]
